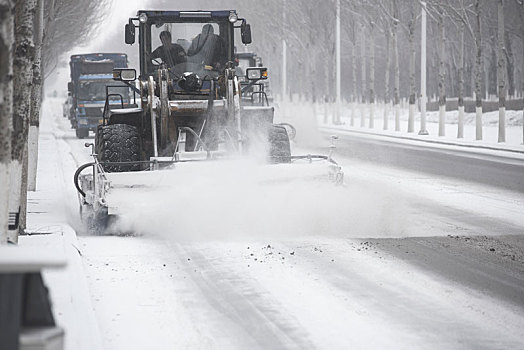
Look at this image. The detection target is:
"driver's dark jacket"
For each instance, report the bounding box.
[151,43,187,66]
[187,34,226,67]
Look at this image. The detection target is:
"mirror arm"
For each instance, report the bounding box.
[122,80,140,95]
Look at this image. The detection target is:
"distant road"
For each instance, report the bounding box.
[320,128,524,192]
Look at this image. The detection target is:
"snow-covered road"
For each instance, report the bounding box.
[28,97,524,349]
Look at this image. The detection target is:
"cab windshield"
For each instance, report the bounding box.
[78,81,130,101]
[146,21,232,78]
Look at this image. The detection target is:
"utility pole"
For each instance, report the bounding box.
[419,1,428,135]
[335,0,341,124]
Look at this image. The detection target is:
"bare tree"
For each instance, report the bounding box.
[383,24,391,130]
[392,0,400,131]
[8,0,36,243]
[437,6,447,136]
[474,0,483,140]
[27,0,43,192]
[406,1,417,133]
[360,22,367,127]
[0,0,14,244]
[497,0,506,142]
[441,0,471,138]
[42,0,107,74]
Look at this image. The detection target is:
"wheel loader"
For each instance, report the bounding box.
[74,10,343,233]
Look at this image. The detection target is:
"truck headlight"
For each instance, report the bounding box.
[78,119,88,125]
[138,13,148,23]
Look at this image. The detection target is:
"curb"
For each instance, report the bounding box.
[320,126,524,156]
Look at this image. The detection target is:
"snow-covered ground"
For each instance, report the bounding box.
[276,99,524,151]
[19,96,524,349]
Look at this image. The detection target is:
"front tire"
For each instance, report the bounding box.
[96,124,143,172]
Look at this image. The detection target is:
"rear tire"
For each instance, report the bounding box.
[76,128,89,139]
[96,124,143,172]
[268,124,291,163]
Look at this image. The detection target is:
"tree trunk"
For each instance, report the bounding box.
[458,20,465,138]
[351,38,357,126]
[497,0,505,143]
[27,0,43,191]
[0,0,14,244]
[438,10,446,137]
[8,0,36,243]
[360,23,366,127]
[474,0,483,140]
[408,10,416,133]
[369,21,375,129]
[384,28,391,130]
[503,30,514,98]
[392,0,400,132]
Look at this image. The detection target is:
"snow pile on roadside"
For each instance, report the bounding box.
[424,109,523,126]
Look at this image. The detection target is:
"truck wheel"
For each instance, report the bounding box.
[96,124,143,172]
[268,124,291,163]
[76,128,89,139]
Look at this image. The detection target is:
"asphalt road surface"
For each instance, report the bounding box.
[42,98,524,349]
[320,127,524,192]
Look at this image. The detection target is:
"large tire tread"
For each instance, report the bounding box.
[96,124,142,172]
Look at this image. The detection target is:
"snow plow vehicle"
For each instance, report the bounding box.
[74,10,343,233]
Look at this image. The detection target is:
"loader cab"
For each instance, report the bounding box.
[125,10,251,81]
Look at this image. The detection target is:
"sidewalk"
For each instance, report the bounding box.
[18,97,103,350]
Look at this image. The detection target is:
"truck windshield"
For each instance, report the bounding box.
[78,81,130,101]
[147,21,231,78]
[236,57,255,77]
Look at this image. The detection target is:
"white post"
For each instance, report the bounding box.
[335,0,341,124]
[419,1,428,135]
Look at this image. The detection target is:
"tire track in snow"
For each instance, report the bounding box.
[173,244,317,350]
[293,242,524,349]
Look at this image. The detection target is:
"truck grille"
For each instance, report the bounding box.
[85,107,104,117]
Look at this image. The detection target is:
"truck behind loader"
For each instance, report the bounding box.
[66,53,130,138]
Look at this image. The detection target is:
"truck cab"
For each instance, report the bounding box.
[68,53,131,138]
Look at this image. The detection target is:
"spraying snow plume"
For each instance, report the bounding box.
[111,159,407,241]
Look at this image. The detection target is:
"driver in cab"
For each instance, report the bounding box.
[151,30,187,67]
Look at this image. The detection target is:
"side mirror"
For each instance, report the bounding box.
[67,82,73,92]
[125,20,135,44]
[113,68,136,81]
[241,22,252,45]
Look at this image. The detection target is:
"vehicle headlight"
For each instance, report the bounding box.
[78,119,88,125]
[138,13,148,23]
[229,11,238,23]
